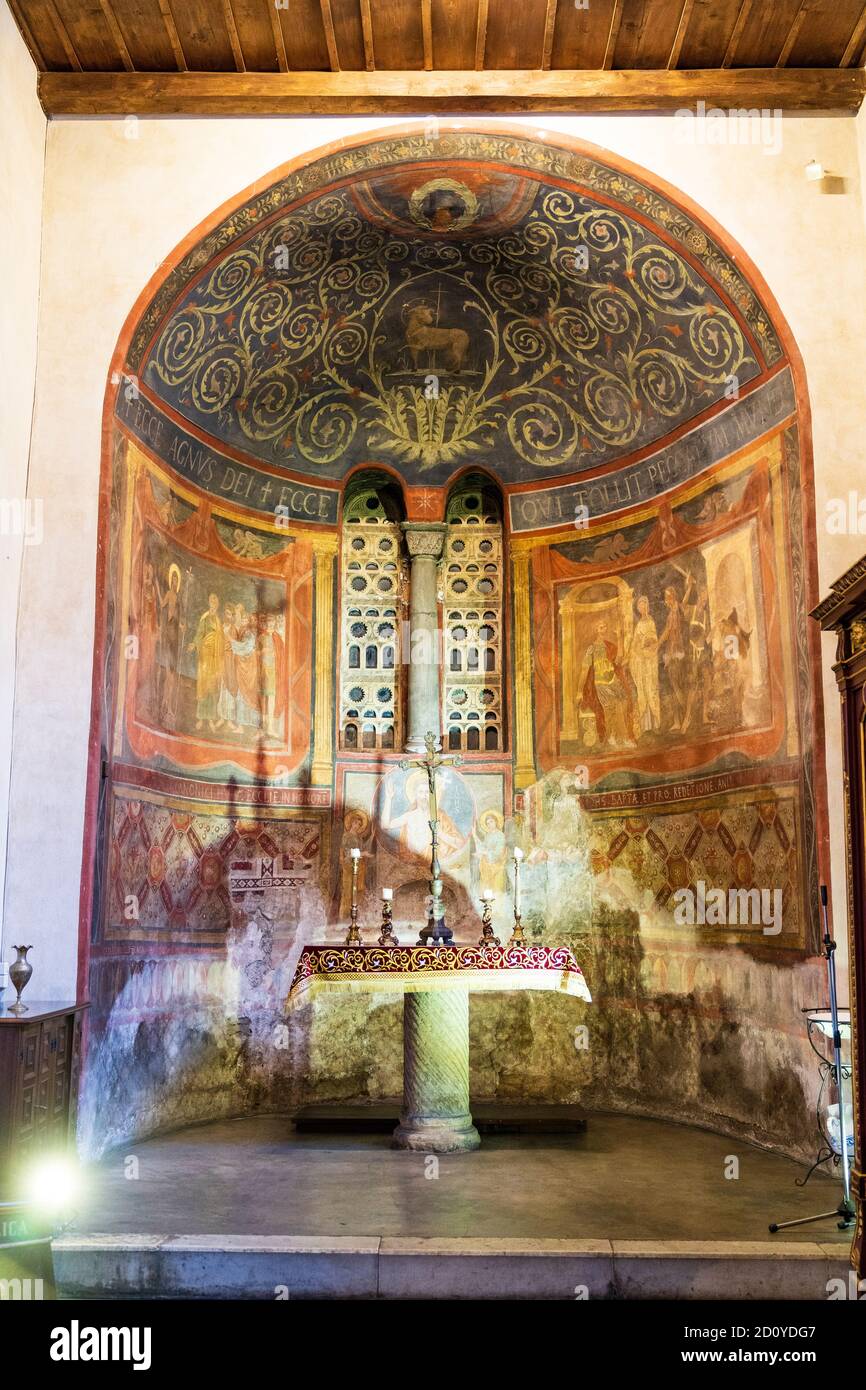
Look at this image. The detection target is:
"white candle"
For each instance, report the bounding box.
[350,848,361,861]
[482,889,494,902]
[382,887,393,901]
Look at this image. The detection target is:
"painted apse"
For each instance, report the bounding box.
[81,127,827,1158]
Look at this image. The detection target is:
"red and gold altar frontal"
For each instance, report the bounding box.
[287,943,592,1006]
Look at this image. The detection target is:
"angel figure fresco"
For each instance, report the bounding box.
[230,527,266,560]
[578,618,636,749]
[472,809,508,898]
[338,809,374,917]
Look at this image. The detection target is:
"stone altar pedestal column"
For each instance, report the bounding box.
[392,988,481,1152]
[393,520,479,1151]
[401,522,447,754]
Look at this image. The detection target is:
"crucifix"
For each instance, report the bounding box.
[400,731,462,945]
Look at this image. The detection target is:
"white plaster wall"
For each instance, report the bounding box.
[0,8,45,956]
[7,109,866,995]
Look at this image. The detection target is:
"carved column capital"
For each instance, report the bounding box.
[401,521,447,559]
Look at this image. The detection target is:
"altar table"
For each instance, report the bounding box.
[286,944,591,1153]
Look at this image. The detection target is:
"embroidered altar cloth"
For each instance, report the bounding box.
[286,943,591,1008]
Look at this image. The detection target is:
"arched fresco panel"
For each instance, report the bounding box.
[80,127,827,1159]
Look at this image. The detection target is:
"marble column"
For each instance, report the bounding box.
[401,521,447,753]
[392,988,481,1153]
[393,522,480,1153]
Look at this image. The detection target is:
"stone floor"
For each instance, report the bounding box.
[69,1111,852,1246]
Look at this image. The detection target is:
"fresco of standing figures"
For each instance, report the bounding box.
[136,536,289,746]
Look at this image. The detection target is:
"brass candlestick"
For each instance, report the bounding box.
[508,849,527,947]
[478,895,500,949]
[378,892,399,947]
[345,850,362,946]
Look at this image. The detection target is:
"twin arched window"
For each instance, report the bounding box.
[338,473,505,755]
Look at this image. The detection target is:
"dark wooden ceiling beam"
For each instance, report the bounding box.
[668,0,694,70]
[474,0,488,70]
[840,3,866,66]
[36,66,865,116]
[156,0,187,72]
[320,0,340,71]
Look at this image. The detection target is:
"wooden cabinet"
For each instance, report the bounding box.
[814,558,866,1279]
[0,1003,88,1198]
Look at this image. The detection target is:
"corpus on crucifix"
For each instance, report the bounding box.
[400,731,462,945]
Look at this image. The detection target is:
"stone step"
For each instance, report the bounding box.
[52,1235,853,1301]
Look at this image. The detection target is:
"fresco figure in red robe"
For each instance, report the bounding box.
[231,603,261,732]
[578,618,635,748]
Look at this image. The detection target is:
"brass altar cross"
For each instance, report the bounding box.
[400,731,462,943]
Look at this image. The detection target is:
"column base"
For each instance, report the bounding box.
[392,1114,481,1153]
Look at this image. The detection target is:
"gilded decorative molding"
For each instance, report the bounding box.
[311,546,336,786]
[512,551,536,789]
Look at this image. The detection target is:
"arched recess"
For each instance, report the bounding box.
[339,470,406,753]
[443,472,505,754]
[77,122,829,1158]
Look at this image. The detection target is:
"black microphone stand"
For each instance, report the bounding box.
[769,884,855,1233]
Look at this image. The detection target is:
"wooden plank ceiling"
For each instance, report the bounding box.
[8,0,866,115]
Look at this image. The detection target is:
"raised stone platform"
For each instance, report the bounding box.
[57,1112,853,1300]
[54,1235,852,1301]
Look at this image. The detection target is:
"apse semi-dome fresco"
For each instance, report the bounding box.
[82,128,825,1157]
[136,147,771,482]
